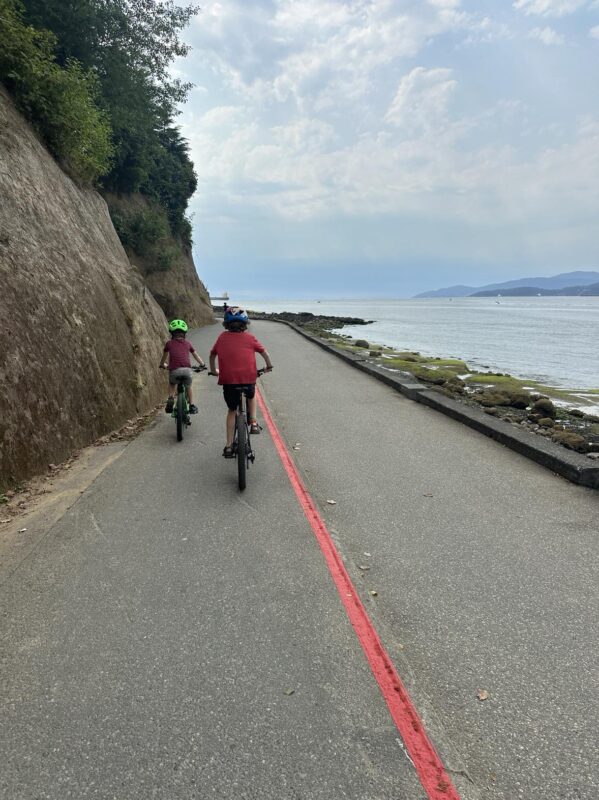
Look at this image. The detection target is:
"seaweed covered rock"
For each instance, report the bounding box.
[445,377,466,394]
[551,430,588,453]
[531,398,556,419]
[538,418,554,428]
[475,390,512,407]
[509,392,531,409]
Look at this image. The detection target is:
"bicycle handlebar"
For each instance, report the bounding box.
[207,367,273,377]
[160,365,207,372]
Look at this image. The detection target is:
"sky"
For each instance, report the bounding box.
[174,0,599,298]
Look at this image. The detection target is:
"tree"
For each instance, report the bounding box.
[0,0,114,183]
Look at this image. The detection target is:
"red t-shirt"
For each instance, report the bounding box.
[210,331,265,384]
[164,338,196,370]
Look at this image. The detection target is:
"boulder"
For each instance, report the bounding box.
[531,398,556,419]
[509,392,530,409]
[445,377,466,394]
[538,418,554,428]
[551,430,588,453]
[475,390,512,407]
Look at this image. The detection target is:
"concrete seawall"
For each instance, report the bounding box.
[272,319,599,489]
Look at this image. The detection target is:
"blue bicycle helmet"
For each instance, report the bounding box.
[224,306,249,323]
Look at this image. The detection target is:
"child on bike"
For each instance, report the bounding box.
[209,307,273,458]
[160,319,206,414]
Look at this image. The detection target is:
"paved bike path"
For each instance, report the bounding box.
[2,320,598,800]
[247,320,599,800]
[0,325,429,799]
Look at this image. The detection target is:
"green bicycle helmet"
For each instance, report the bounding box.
[169,319,188,333]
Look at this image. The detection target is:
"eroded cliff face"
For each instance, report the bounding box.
[104,192,214,327]
[139,246,214,326]
[0,88,170,488]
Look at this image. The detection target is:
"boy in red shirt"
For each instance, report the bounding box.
[160,319,206,414]
[209,307,273,457]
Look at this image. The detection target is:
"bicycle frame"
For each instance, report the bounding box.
[170,366,205,442]
[214,367,268,490]
[232,388,255,490]
[172,379,190,416]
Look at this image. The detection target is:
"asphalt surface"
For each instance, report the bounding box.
[1,320,598,800]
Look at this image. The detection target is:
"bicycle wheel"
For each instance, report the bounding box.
[176,390,185,441]
[236,412,247,491]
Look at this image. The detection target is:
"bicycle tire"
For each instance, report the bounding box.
[236,413,247,491]
[176,391,184,441]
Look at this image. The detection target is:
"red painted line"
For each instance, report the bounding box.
[257,389,461,800]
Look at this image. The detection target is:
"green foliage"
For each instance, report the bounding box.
[108,202,179,273]
[178,215,194,248]
[110,205,168,256]
[143,127,197,235]
[0,0,114,182]
[1,0,198,250]
[156,247,179,272]
[20,0,199,241]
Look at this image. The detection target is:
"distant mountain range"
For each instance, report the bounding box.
[414,271,599,298]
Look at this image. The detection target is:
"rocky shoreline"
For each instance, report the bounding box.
[244,309,599,459]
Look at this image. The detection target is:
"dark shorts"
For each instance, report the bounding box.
[223,383,255,410]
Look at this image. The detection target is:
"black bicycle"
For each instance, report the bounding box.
[235,368,272,490]
[170,365,206,441]
[228,368,269,490]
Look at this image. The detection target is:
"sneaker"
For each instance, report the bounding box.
[250,421,261,434]
[165,397,174,413]
[223,445,235,458]
[189,404,198,414]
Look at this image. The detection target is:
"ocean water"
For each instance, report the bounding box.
[240,297,599,391]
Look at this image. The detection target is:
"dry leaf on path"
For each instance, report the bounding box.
[326,500,337,505]
[477,689,489,701]
[369,590,378,597]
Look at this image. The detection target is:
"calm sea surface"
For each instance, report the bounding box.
[240,297,599,390]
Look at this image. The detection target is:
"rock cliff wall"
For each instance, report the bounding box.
[139,246,214,326]
[103,192,214,326]
[0,87,186,489]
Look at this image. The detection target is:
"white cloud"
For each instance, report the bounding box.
[184,74,599,231]
[513,0,587,16]
[188,0,482,112]
[177,0,599,268]
[590,24,599,37]
[529,25,565,43]
[385,68,458,132]
[428,0,462,7]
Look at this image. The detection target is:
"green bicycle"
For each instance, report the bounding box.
[169,365,206,441]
